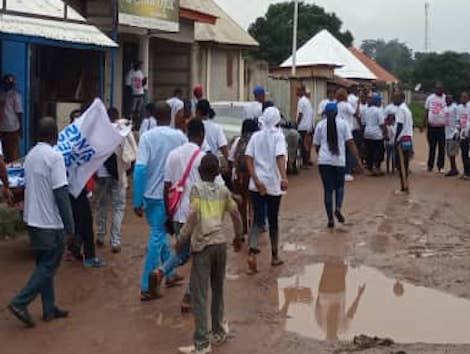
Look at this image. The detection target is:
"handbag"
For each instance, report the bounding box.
[167,148,200,216]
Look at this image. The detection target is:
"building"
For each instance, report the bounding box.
[0,0,117,153]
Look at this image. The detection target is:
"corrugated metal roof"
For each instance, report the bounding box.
[0,0,117,48]
[182,0,258,47]
[281,30,376,80]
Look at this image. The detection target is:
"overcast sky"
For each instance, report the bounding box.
[214,0,470,53]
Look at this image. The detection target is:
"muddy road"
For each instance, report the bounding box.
[1,132,470,354]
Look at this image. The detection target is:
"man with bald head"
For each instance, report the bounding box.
[9,117,74,327]
[134,101,188,301]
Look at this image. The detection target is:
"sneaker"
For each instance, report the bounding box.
[345,174,354,182]
[178,344,212,354]
[334,210,345,223]
[445,170,459,177]
[212,332,228,347]
[438,168,445,174]
[83,257,106,268]
[43,307,69,322]
[8,304,35,328]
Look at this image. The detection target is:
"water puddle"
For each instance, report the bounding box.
[278,263,470,344]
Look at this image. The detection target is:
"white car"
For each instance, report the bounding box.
[211,101,303,174]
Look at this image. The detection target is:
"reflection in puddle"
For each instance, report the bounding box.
[278,262,470,344]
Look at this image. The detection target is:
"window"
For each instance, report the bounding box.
[226,53,233,87]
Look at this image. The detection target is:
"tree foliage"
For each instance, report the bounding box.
[248,1,353,65]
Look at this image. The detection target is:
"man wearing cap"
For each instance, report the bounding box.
[0,74,23,163]
[191,85,204,117]
[296,85,315,167]
[244,86,265,121]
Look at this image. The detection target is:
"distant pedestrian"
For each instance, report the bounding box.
[167,88,185,129]
[457,91,470,179]
[8,117,74,328]
[245,107,288,273]
[425,83,446,173]
[95,108,137,253]
[134,101,187,301]
[176,154,242,354]
[313,103,362,228]
[296,85,315,167]
[126,61,145,125]
[191,85,204,116]
[363,94,386,175]
[139,103,157,138]
[244,86,265,121]
[393,92,414,194]
[0,74,23,163]
[443,94,459,176]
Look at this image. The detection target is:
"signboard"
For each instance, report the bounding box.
[119,0,180,32]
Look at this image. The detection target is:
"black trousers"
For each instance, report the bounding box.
[397,145,411,192]
[460,138,470,176]
[69,190,96,260]
[299,131,311,165]
[427,126,446,170]
[365,139,383,170]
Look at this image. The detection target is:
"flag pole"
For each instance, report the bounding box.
[291,0,299,77]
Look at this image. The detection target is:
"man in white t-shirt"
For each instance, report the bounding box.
[443,95,459,176]
[126,61,146,124]
[457,91,470,179]
[296,85,315,166]
[8,118,74,327]
[394,92,414,193]
[243,86,265,121]
[425,84,446,173]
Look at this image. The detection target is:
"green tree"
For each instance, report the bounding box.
[360,39,414,83]
[248,1,353,65]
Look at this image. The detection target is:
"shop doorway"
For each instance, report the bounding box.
[122,42,139,119]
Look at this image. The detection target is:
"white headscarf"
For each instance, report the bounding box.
[166,97,184,128]
[259,106,281,132]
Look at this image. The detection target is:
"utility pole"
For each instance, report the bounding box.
[291,0,299,76]
[425,0,430,52]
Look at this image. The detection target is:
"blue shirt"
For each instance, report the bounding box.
[135,126,187,201]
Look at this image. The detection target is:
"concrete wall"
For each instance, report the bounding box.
[245,59,269,101]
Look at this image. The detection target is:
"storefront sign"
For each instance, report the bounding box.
[119,0,180,32]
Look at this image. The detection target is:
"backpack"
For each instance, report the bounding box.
[234,134,252,174]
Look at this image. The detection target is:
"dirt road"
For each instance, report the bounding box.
[1,132,470,354]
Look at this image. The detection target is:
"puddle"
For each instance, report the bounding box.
[278,263,470,344]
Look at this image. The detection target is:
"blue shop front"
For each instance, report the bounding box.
[0,2,117,154]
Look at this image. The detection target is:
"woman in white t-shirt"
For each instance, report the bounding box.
[313,103,362,228]
[245,107,288,273]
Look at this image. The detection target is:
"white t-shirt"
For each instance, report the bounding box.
[245,129,287,196]
[202,119,228,155]
[313,118,352,167]
[337,101,356,132]
[395,103,414,141]
[23,143,68,229]
[348,94,360,130]
[443,103,458,139]
[384,104,398,119]
[457,103,470,138]
[126,69,144,96]
[318,99,336,118]
[363,106,385,140]
[297,96,314,132]
[228,136,241,163]
[359,103,369,126]
[243,101,263,120]
[0,139,3,156]
[0,89,23,132]
[139,117,157,138]
[425,93,446,127]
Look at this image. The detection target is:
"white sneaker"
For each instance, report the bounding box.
[211,321,229,346]
[345,174,354,182]
[178,344,212,354]
[438,168,445,174]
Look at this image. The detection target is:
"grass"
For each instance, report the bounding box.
[409,102,426,130]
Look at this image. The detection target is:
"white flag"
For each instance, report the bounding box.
[55,98,130,197]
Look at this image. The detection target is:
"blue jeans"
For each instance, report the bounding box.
[11,228,64,316]
[160,222,190,276]
[141,199,175,291]
[318,165,346,221]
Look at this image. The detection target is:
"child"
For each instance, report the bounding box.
[177,154,243,354]
[385,114,396,174]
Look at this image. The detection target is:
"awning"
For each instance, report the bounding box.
[0,13,117,49]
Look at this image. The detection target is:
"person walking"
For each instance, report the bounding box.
[425,84,446,173]
[0,74,23,163]
[134,101,187,301]
[363,94,386,175]
[313,103,362,228]
[8,117,74,328]
[296,85,315,167]
[336,88,358,182]
[125,61,146,125]
[457,92,470,179]
[176,154,242,354]
[245,106,288,274]
[393,92,414,194]
[139,103,157,138]
[95,108,137,253]
[443,94,459,177]
[167,89,185,129]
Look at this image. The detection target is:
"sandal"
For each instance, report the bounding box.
[247,255,258,275]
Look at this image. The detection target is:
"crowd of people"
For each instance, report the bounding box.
[1,77,469,354]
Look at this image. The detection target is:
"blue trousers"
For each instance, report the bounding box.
[141,199,175,291]
[318,165,346,221]
[160,222,190,276]
[11,228,64,317]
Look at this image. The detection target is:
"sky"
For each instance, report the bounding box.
[214,0,470,53]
